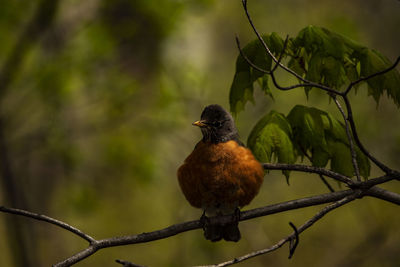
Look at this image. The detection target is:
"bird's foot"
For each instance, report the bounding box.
[232,207,241,223]
[200,210,210,230]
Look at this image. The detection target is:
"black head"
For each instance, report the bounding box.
[193,104,241,144]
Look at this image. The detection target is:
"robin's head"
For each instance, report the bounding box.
[192,104,240,143]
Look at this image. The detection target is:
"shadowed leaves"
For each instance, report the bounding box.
[247,105,371,183]
[230,26,400,108]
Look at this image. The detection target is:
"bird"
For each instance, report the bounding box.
[177,104,264,242]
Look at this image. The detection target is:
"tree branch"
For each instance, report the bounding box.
[298,145,335,192]
[366,187,400,205]
[115,259,146,267]
[199,194,357,267]
[262,163,353,184]
[54,189,351,266]
[343,56,400,95]
[0,179,397,266]
[331,95,361,181]
[0,206,95,244]
[341,96,393,173]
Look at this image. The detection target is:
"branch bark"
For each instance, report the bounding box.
[52,188,359,266]
[0,178,397,266]
[262,163,353,184]
[331,95,361,181]
[200,194,358,267]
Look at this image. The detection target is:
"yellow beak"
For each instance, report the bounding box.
[192,120,207,127]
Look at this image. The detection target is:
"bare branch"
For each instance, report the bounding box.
[271,35,289,73]
[262,163,353,184]
[342,96,392,173]
[318,174,335,192]
[115,259,146,267]
[298,146,335,192]
[200,194,357,267]
[0,159,396,266]
[1,182,397,266]
[0,206,95,244]
[235,36,270,74]
[52,188,360,266]
[288,222,299,259]
[343,56,400,95]
[331,95,361,181]
[366,187,400,205]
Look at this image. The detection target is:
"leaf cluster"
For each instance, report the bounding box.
[247,105,370,182]
[230,26,400,113]
[230,26,400,183]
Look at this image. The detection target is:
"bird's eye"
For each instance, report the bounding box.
[213,121,223,128]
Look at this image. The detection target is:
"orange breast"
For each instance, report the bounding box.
[177,140,264,211]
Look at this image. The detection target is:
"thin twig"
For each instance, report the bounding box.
[235,36,334,92]
[331,95,361,181]
[298,145,335,192]
[341,96,392,173]
[235,36,270,74]
[115,259,146,267]
[343,56,400,95]
[240,0,340,95]
[0,206,95,243]
[271,35,290,73]
[288,222,299,259]
[199,194,357,267]
[262,163,353,184]
[317,174,335,192]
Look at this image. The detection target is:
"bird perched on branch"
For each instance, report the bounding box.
[177,104,264,242]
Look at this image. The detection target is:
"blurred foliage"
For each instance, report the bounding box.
[0,0,399,266]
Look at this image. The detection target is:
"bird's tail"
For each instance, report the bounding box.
[204,221,241,242]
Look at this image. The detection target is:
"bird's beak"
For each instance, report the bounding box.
[192,120,207,127]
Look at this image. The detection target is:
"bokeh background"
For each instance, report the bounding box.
[0,0,399,266]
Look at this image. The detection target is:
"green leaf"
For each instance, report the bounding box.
[286,105,371,179]
[356,48,400,107]
[229,71,255,114]
[229,33,285,114]
[311,147,330,167]
[288,56,306,78]
[287,105,327,152]
[328,138,354,178]
[356,145,371,179]
[234,26,400,110]
[290,26,400,106]
[247,111,296,181]
[257,75,274,100]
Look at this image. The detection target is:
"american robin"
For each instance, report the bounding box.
[177,104,264,242]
